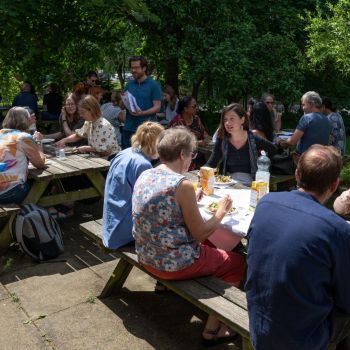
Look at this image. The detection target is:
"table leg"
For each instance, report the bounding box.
[22,179,51,205]
[242,336,253,350]
[100,259,133,298]
[86,171,105,197]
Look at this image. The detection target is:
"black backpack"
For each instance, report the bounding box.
[10,204,64,261]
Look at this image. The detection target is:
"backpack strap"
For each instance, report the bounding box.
[13,209,39,261]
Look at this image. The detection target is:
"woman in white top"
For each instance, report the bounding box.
[56,95,120,159]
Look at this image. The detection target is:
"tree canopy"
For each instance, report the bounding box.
[0,0,349,108]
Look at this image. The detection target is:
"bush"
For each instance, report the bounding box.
[198,110,221,135]
[281,111,302,130]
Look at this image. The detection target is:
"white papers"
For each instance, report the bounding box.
[121,91,140,113]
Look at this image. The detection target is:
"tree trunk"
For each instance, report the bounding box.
[192,77,204,100]
[164,57,179,94]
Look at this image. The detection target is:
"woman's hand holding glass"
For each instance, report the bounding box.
[33,131,43,141]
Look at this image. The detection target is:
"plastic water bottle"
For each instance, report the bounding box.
[255,151,271,190]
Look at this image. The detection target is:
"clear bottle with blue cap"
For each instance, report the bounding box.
[255,151,271,191]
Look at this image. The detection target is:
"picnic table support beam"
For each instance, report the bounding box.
[86,172,105,197]
[22,179,51,205]
[242,337,253,350]
[100,259,133,298]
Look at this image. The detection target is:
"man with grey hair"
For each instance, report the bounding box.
[280,91,331,159]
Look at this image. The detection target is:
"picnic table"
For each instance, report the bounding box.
[24,151,110,207]
[0,149,110,251]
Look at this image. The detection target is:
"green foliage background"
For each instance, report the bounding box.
[0,0,349,116]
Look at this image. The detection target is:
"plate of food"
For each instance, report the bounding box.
[205,201,236,215]
[41,138,55,144]
[214,175,236,186]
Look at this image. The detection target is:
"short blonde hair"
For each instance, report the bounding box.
[79,94,101,120]
[157,126,197,162]
[131,121,164,158]
[3,107,30,131]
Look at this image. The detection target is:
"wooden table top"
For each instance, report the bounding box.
[28,153,110,180]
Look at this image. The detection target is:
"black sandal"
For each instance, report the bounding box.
[202,326,238,347]
[154,281,169,294]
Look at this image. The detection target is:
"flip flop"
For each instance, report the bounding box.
[154,281,169,294]
[202,326,238,347]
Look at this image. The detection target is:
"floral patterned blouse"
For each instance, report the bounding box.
[75,117,120,157]
[168,114,206,141]
[132,167,200,272]
[0,129,38,194]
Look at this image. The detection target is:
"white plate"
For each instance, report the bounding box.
[204,205,237,215]
[41,138,55,144]
[214,180,237,186]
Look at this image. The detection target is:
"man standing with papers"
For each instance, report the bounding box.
[121,56,162,149]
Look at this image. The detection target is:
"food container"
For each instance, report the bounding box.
[199,166,215,195]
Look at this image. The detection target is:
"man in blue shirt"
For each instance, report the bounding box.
[121,56,162,149]
[281,91,331,156]
[246,145,350,350]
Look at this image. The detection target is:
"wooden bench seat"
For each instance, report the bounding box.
[80,219,252,350]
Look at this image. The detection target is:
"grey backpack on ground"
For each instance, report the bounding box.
[10,204,64,261]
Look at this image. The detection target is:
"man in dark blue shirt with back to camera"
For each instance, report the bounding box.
[246,144,350,350]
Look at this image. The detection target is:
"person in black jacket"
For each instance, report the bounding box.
[206,103,277,185]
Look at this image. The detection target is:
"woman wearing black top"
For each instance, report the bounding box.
[206,103,277,185]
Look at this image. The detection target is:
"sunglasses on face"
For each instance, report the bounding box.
[266,101,274,105]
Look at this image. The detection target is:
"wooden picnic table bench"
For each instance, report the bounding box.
[80,219,253,350]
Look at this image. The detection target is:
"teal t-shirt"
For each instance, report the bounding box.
[124,76,162,132]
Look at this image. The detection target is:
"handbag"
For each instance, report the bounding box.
[271,152,295,175]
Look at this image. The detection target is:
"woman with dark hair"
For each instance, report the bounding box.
[162,85,178,123]
[322,97,346,155]
[206,103,277,184]
[250,101,274,142]
[168,96,208,170]
[35,93,84,145]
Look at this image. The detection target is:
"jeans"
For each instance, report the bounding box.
[121,129,135,150]
[0,182,31,204]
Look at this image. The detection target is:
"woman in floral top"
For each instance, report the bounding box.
[57,95,119,159]
[168,96,208,170]
[0,107,45,204]
[132,127,244,346]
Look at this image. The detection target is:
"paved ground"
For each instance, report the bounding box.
[0,200,240,350]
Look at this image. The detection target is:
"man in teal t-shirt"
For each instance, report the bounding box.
[121,56,162,149]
